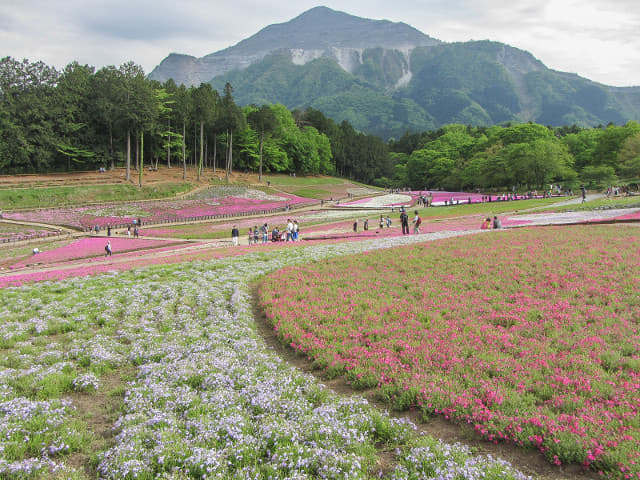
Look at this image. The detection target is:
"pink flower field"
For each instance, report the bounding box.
[8,237,189,269]
[3,192,315,229]
[258,225,640,478]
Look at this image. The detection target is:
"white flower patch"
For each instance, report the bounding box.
[338,194,412,209]
[72,373,100,392]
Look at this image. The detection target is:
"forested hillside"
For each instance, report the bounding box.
[210,41,640,140]
[2,57,639,192]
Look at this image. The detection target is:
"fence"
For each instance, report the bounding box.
[0,229,70,245]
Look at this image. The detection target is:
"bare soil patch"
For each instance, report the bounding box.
[65,367,135,477]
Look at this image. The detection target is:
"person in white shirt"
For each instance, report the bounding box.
[286,219,294,241]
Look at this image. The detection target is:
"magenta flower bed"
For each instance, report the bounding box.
[258,225,640,477]
[10,237,186,268]
[0,237,296,288]
[611,210,640,221]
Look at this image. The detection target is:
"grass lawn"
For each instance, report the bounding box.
[0,183,193,210]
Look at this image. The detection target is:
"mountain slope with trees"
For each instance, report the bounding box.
[148,7,640,139]
[2,57,639,193]
[210,40,640,139]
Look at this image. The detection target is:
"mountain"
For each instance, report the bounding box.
[149,6,439,87]
[149,7,640,139]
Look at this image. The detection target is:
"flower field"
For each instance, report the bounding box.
[7,237,189,268]
[0,223,62,243]
[258,225,640,478]
[338,192,544,209]
[3,188,315,229]
[0,232,535,479]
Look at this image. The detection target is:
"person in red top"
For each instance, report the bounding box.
[412,210,421,234]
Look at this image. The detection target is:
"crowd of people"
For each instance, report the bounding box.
[238,219,301,246]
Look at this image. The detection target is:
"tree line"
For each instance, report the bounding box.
[384,122,640,191]
[0,57,386,183]
[1,57,639,191]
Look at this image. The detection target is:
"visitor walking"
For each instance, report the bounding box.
[412,210,421,234]
[286,219,293,241]
[231,225,239,246]
[104,241,112,257]
[400,209,409,235]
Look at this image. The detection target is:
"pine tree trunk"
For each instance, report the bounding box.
[110,126,114,170]
[224,131,229,181]
[139,131,143,188]
[228,130,233,174]
[182,121,186,181]
[259,131,264,183]
[135,130,139,171]
[126,130,131,181]
[213,133,217,174]
[204,138,208,171]
[198,119,203,180]
[167,118,171,168]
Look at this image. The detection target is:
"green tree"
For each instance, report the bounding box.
[247,104,278,182]
[592,122,640,169]
[54,62,96,170]
[562,128,603,171]
[191,83,218,180]
[0,57,58,172]
[618,132,640,180]
[116,62,157,182]
[90,65,121,170]
[218,83,244,180]
[171,84,192,180]
[505,139,575,188]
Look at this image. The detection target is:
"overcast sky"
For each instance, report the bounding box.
[1,0,639,87]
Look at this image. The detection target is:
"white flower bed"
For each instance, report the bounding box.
[0,233,531,479]
[338,194,412,209]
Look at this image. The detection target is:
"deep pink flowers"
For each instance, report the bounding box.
[258,225,640,478]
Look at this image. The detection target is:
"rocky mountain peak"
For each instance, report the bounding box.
[149,6,440,86]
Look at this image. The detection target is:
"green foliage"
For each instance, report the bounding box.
[4,51,640,189]
[392,121,639,189]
